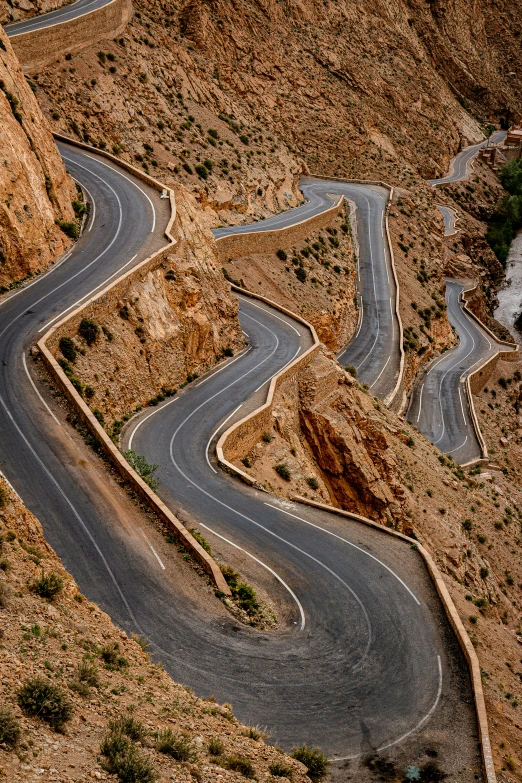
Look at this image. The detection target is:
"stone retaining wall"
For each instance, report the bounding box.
[214,198,343,263]
[9,0,133,74]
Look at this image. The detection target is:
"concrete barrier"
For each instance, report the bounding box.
[9,0,133,74]
[289,495,496,783]
[216,286,320,484]
[215,197,344,262]
[38,135,231,597]
[458,281,519,467]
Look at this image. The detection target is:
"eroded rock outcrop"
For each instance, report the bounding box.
[0,27,75,288]
[51,185,243,424]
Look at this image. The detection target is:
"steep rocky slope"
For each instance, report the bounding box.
[0,474,309,782]
[0,27,75,290]
[49,185,244,427]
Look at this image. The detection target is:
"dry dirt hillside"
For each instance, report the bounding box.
[0,474,310,783]
[0,26,75,290]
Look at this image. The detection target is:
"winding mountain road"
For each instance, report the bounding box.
[0,11,488,771]
[408,131,511,463]
[407,280,499,464]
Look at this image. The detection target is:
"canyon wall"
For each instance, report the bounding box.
[0,26,75,289]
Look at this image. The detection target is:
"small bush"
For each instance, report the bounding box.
[344,365,357,378]
[123,450,159,490]
[306,477,319,490]
[59,336,77,362]
[31,570,64,600]
[291,745,329,781]
[480,567,489,579]
[109,715,146,742]
[0,706,20,749]
[223,755,255,778]
[195,164,208,179]
[77,659,99,687]
[18,677,73,730]
[0,485,9,507]
[462,519,473,531]
[100,731,156,783]
[269,760,294,778]
[294,266,307,282]
[274,463,291,481]
[155,729,196,761]
[262,431,274,443]
[100,642,128,669]
[208,736,224,756]
[190,528,212,554]
[56,220,78,240]
[243,725,267,741]
[78,318,99,346]
[276,249,287,261]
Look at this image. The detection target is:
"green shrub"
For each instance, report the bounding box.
[462,519,473,531]
[100,642,128,669]
[269,760,294,778]
[155,729,196,761]
[100,731,156,783]
[56,220,78,240]
[223,755,255,778]
[78,318,99,346]
[306,477,319,490]
[195,164,208,179]
[31,570,64,600]
[77,659,99,687]
[291,745,329,781]
[59,336,77,362]
[190,528,212,554]
[208,128,219,139]
[294,266,307,282]
[262,431,274,443]
[208,736,224,756]
[109,715,146,742]
[274,463,291,481]
[123,451,159,490]
[480,567,489,579]
[276,249,287,261]
[18,678,73,730]
[0,706,20,749]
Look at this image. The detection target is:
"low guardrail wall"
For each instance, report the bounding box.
[8,0,133,74]
[214,197,343,262]
[459,282,519,466]
[37,134,231,596]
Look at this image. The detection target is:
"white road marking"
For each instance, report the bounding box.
[83,153,156,233]
[446,436,468,455]
[6,0,100,33]
[205,404,242,474]
[369,355,390,390]
[254,346,300,394]
[22,353,64,433]
[458,383,467,426]
[0,250,72,309]
[140,531,166,570]
[265,503,420,605]
[38,254,137,332]
[195,345,251,387]
[0,159,123,344]
[127,396,179,451]
[243,298,301,336]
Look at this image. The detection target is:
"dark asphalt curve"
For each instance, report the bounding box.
[213,178,400,401]
[428,130,507,186]
[407,279,499,464]
[4,0,113,36]
[122,295,456,758]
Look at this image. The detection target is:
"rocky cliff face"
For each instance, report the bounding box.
[52,185,244,426]
[0,27,75,289]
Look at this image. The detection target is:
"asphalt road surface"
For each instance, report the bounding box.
[428,131,507,186]
[436,205,458,236]
[0,143,481,768]
[4,0,113,36]
[214,178,401,400]
[407,280,500,464]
